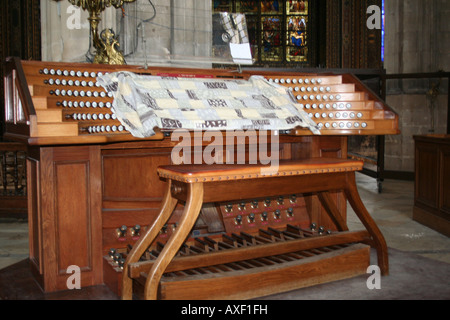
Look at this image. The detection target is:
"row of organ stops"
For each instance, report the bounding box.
[40,67,112,106]
[58,100,112,108]
[225,196,296,225]
[269,77,350,103]
[109,248,127,269]
[225,195,297,212]
[39,68,369,132]
[40,67,104,78]
[268,77,371,130]
[116,223,174,239]
[39,68,127,134]
[233,208,294,225]
[49,88,112,98]
[117,224,141,237]
[107,222,332,270]
[45,78,112,98]
[109,222,175,269]
[269,77,342,101]
[269,77,323,85]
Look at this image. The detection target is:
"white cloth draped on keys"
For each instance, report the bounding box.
[97,71,321,138]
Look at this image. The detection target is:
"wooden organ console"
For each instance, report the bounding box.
[3,57,399,298]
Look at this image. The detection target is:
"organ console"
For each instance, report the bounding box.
[3,57,399,298]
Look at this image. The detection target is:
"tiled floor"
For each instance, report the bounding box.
[347,173,450,264]
[0,219,28,270]
[0,173,449,272]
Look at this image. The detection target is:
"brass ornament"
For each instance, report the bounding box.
[65,0,137,64]
[94,28,125,65]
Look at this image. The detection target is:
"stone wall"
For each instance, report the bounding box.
[385,94,447,172]
[40,0,212,67]
[384,0,450,173]
[41,0,116,62]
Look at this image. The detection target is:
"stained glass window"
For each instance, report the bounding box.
[261,16,282,62]
[213,0,309,66]
[286,1,308,63]
[213,0,233,12]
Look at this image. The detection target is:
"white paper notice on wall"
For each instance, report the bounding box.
[230,43,253,64]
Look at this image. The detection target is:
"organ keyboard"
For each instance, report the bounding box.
[3,57,399,298]
[4,57,398,145]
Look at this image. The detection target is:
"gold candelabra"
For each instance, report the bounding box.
[59,0,137,64]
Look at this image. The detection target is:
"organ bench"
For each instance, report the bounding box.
[122,158,387,300]
[3,57,399,298]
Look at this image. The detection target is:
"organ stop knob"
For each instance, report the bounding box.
[117,225,127,238]
[261,211,268,221]
[131,225,141,237]
[287,207,294,217]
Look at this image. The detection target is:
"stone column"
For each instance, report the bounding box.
[120,0,212,67]
[384,0,450,173]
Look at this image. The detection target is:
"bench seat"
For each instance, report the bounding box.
[121,158,388,299]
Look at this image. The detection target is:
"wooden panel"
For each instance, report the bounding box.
[30,145,103,292]
[314,136,347,158]
[414,135,450,237]
[101,148,175,254]
[341,0,382,69]
[102,149,172,201]
[38,147,57,291]
[55,161,91,274]
[440,146,450,215]
[313,136,347,229]
[415,143,439,209]
[26,157,42,276]
[284,136,347,231]
[413,206,450,237]
[158,244,370,300]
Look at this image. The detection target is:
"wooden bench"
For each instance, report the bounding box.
[121,158,388,300]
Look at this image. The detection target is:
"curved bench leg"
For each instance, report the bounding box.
[345,173,389,275]
[144,182,204,300]
[122,180,178,300]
